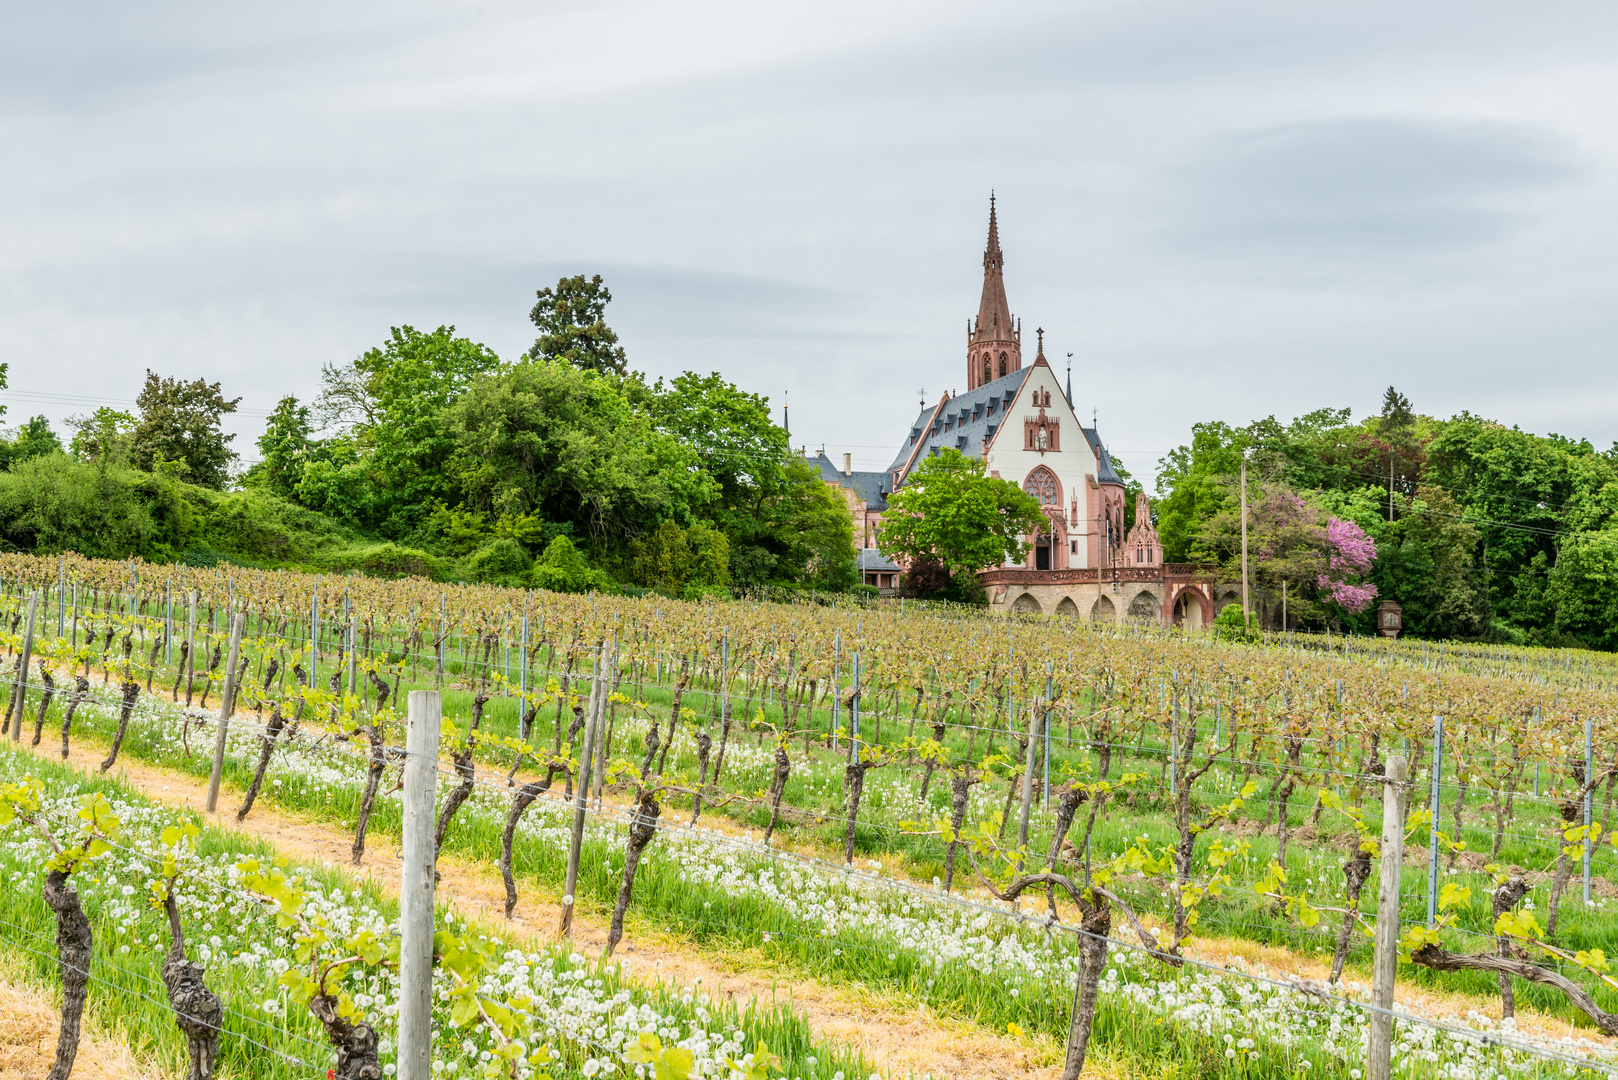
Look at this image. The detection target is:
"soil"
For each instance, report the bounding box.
[0,970,161,1080]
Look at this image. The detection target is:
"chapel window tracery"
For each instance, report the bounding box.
[1023,466,1059,505]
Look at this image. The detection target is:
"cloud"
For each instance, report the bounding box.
[1161,117,1579,260]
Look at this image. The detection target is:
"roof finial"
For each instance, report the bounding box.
[1066,352,1073,407]
[1035,327,1045,361]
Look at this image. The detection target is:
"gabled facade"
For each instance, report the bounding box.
[832,199,1235,625]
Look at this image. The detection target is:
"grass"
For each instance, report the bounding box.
[15,635,1618,1079]
[0,740,870,1080]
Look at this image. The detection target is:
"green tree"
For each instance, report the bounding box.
[68,408,137,463]
[244,396,317,500]
[2,415,64,468]
[0,455,157,557]
[1154,421,1250,562]
[740,455,858,591]
[1544,527,1618,651]
[445,358,714,541]
[309,326,502,534]
[128,371,241,489]
[878,448,1044,583]
[1371,485,1489,639]
[646,372,789,532]
[528,274,628,375]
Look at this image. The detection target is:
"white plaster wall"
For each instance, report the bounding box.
[982,361,1098,568]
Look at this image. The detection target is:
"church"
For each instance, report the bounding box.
[819,200,1234,626]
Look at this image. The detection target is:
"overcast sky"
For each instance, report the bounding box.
[3,1,1615,488]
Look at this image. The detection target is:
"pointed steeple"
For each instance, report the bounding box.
[974,196,1014,345]
[966,195,1022,390]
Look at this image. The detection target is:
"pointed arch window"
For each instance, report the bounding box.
[1023,466,1060,505]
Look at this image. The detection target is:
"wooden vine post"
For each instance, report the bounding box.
[1368,753,1409,1080]
[398,690,441,1080]
[560,642,605,936]
[7,589,38,740]
[204,612,244,813]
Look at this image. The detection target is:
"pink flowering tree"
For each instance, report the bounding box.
[1194,481,1378,628]
[1320,517,1377,614]
[1313,518,1378,612]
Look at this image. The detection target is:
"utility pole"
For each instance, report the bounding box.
[1240,449,1251,623]
[397,691,441,1080]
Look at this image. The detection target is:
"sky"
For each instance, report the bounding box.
[2,0,1616,488]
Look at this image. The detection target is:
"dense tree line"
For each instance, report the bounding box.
[1156,387,1618,649]
[0,277,857,596]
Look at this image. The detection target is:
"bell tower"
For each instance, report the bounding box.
[966,195,1022,391]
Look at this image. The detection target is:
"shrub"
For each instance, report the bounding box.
[465,538,532,585]
[1214,602,1257,642]
[0,454,157,558]
[328,543,442,580]
[628,520,730,592]
[530,536,619,595]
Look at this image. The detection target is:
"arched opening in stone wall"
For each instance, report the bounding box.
[1012,592,1042,615]
[1174,590,1207,631]
[1055,597,1079,617]
[1090,595,1116,622]
[1127,591,1160,622]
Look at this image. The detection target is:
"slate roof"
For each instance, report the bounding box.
[856,548,901,573]
[885,368,1032,478]
[1080,427,1124,486]
[808,452,891,511]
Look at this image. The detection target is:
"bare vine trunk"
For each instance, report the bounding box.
[307,994,383,1080]
[59,677,88,759]
[30,664,55,746]
[689,732,713,825]
[238,704,292,821]
[43,869,93,1080]
[1329,847,1371,984]
[434,694,488,863]
[842,760,875,863]
[762,744,792,845]
[604,790,662,958]
[942,772,979,893]
[98,680,141,772]
[350,722,388,864]
[1411,942,1618,1037]
[162,892,222,1080]
[1492,876,1531,1017]
[502,765,566,916]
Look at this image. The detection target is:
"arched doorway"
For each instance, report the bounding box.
[1012,592,1042,615]
[1055,597,1079,618]
[1174,590,1207,631]
[1090,595,1116,622]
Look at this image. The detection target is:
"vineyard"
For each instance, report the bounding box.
[1,551,1616,1080]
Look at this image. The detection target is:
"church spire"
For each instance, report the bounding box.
[967,195,1022,390]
